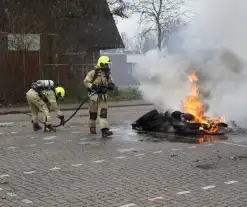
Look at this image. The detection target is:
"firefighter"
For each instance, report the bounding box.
[83,56,115,137]
[26,80,65,132]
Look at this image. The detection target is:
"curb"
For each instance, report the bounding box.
[0,103,154,116]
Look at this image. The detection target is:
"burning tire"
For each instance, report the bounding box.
[131,109,228,136]
[132,72,229,137]
[132,109,173,132]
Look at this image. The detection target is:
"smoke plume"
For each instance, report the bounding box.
[132,0,247,126]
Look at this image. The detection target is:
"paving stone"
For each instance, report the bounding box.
[0,106,246,206]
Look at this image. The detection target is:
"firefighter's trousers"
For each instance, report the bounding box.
[26,89,51,125]
[88,93,108,129]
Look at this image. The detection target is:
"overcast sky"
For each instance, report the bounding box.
[116,0,194,39]
[116,16,139,38]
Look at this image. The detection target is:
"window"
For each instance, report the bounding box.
[7,34,40,51]
[126,62,137,75]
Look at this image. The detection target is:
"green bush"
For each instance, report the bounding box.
[108,87,142,101]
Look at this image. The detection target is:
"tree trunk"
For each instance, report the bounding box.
[157,23,162,51]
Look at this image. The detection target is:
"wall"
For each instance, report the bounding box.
[101,53,139,88]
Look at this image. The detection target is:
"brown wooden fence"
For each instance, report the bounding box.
[0,51,40,104]
[0,51,96,105]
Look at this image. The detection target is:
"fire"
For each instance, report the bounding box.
[183,72,225,133]
[197,135,223,143]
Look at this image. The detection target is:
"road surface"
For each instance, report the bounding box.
[0,105,246,206]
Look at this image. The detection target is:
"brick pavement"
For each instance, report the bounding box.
[0,106,245,206]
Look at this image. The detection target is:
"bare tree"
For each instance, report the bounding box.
[108,0,130,19]
[126,29,157,54]
[130,0,189,50]
[113,31,156,54]
[120,32,134,52]
[131,35,144,54]
[141,34,156,53]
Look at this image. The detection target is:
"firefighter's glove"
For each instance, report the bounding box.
[91,84,107,94]
[58,115,65,125]
[107,83,115,91]
[99,85,108,94]
[91,84,100,92]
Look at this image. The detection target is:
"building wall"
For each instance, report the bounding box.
[101,53,139,88]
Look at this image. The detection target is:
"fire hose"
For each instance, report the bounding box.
[25,92,96,128]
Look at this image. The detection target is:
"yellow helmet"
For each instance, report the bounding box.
[55,87,65,99]
[96,56,112,68]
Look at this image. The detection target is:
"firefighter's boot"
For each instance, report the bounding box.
[32,121,42,131]
[101,128,113,138]
[90,127,96,134]
[44,124,56,132]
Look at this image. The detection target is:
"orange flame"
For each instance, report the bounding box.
[197,135,224,143]
[183,72,225,133]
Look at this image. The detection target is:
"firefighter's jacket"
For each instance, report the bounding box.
[41,89,63,116]
[83,69,114,102]
[27,88,62,116]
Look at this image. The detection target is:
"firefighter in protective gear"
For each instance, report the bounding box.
[26,80,65,132]
[83,56,115,137]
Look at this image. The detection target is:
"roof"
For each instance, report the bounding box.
[1,0,124,53]
[56,0,125,53]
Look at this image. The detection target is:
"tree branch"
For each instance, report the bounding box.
[130,0,189,50]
